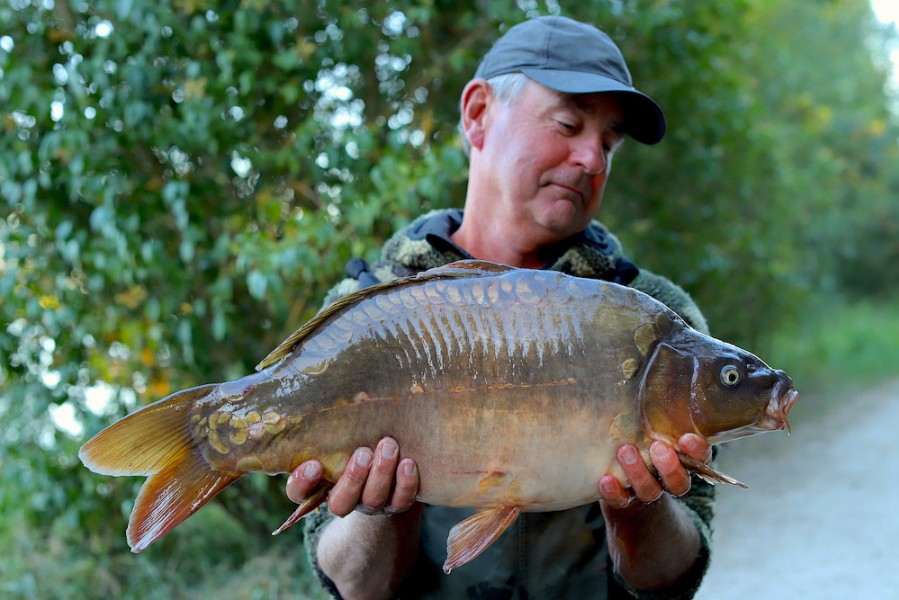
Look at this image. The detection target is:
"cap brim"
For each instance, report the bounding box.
[521,68,666,145]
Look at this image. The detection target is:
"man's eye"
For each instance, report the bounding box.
[556,121,575,132]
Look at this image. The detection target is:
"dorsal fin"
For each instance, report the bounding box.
[436,259,517,275]
[255,260,516,371]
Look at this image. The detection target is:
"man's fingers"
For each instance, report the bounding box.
[286,460,323,504]
[650,441,691,498]
[360,437,400,510]
[389,459,419,512]
[677,433,711,463]
[328,447,374,517]
[602,440,703,510]
[618,445,663,503]
[599,474,635,510]
[285,438,420,518]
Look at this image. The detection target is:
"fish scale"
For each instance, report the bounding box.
[79,260,798,571]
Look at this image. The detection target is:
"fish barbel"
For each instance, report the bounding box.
[79,260,799,572]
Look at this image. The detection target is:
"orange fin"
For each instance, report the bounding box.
[79,384,216,476]
[128,453,239,551]
[677,452,748,489]
[272,482,332,535]
[444,506,521,574]
[78,384,242,551]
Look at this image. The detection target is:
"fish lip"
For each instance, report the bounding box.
[783,387,799,415]
[763,386,800,433]
[782,387,799,433]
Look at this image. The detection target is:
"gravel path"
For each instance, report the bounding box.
[695,378,899,599]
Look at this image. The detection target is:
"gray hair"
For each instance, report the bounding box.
[459,73,530,157]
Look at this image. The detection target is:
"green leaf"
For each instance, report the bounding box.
[246,269,267,300]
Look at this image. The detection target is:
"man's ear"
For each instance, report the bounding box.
[460,79,491,151]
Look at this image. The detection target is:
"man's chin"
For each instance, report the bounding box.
[537,200,594,237]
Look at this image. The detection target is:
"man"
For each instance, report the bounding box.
[288,16,714,599]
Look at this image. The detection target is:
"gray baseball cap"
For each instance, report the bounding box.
[475,16,666,145]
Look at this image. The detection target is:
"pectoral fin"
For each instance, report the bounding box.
[677,452,748,489]
[272,482,333,535]
[444,506,520,574]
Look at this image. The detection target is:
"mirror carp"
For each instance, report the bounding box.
[79,260,799,572]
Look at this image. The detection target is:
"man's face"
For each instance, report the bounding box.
[476,80,626,244]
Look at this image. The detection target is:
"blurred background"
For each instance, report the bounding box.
[1,1,897,598]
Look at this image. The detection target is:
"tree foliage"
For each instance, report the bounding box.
[1,0,896,596]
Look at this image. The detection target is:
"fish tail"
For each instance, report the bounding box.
[79,384,241,552]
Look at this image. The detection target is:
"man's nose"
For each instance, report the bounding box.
[571,140,607,175]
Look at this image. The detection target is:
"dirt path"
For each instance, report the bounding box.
[695,378,899,599]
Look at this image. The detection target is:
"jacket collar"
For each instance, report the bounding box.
[382,209,638,284]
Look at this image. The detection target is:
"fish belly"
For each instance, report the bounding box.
[287,384,626,512]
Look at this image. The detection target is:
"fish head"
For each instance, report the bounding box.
[639,334,799,446]
[688,343,799,444]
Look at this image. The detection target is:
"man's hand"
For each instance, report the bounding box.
[285,436,419,516]
[599,433,711,509]
[597,433,710,591]
[288,437,422,600]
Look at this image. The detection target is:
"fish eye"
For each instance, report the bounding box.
[720,365,742,387]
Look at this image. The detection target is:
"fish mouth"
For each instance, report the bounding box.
[760,385,800,434]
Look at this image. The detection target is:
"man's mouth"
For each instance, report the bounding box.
[548,181,586,201]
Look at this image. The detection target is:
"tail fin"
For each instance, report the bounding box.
[79,384,241,552]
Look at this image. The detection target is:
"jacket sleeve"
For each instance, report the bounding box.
[302,505,344,599]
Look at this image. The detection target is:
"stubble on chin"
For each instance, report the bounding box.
[527,201,591,243]
[537,182,599,230]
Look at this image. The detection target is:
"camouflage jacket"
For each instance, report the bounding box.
[304,209,715,600]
